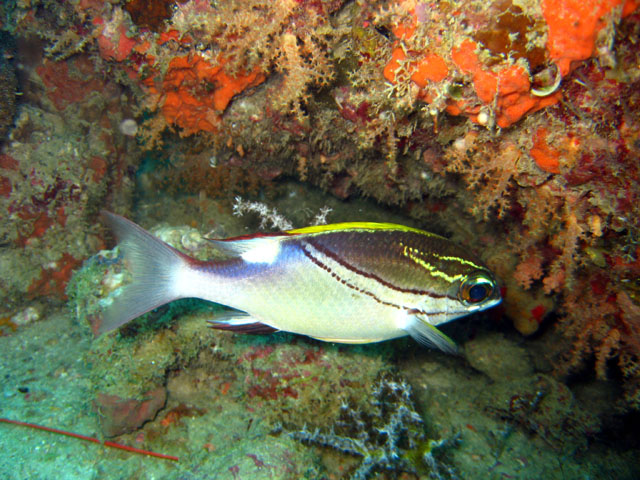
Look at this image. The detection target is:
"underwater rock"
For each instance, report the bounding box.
[482,374,600,453]
[95,386,167,437]
[464,333,533,381]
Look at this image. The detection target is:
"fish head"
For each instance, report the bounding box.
[420,267,501,326]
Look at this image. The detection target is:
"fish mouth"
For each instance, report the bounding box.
[438,291,502,324]
[488,281,503,307]
[484,295,502,310]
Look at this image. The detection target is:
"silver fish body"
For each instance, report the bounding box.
[99,212,501,352]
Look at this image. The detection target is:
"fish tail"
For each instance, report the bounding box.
[98,211,193,335]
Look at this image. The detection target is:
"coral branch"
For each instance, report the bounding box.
[232,196,293,230]
[291,374,459,479]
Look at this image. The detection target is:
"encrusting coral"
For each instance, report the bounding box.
[449,63,640,407]
[83,0,344,143]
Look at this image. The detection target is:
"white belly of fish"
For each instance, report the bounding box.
[181,243,408,343]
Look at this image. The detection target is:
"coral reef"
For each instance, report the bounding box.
[0,57,138,314]
[3,0,640,477]
[0,31,17,142]
[292,374,459,480]
[69,0,344,145]
[443,14,640,406]
[23,0,633,215]
[0,1,146,319]
[2,0,639,428]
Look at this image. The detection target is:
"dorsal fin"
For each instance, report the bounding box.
[287,222,440,237]
[206,223,443,260]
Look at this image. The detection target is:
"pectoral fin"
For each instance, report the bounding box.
[404,315,459,354]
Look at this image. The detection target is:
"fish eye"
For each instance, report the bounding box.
[459,273,495,305]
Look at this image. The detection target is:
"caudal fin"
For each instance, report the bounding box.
[98,211,191,335]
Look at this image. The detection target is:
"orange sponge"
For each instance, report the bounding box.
[530,127,561,174]
[383,48,448,87]
[160,55,265,135]
[542,0,626,76]
[381,0,639,128]
[412,53,449,86]
[450,41,560,127]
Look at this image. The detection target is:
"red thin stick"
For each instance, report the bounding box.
[0,417,178,462]
[0,417,100,443]
[103,440,179,461]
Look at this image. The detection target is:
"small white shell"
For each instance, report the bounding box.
[12,306,41,326]
[531,64,562,97]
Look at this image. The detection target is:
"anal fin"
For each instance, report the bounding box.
[309,336,378,344]
[207,310,278,335]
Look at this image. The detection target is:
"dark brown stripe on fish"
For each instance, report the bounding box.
[301,244,407,312]
[302,244,450,320]
[305,238,454,300]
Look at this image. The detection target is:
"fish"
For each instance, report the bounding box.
[98,211,501,352]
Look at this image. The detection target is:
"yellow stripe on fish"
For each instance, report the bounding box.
[287,222,439,236]
[98,212,501,352]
